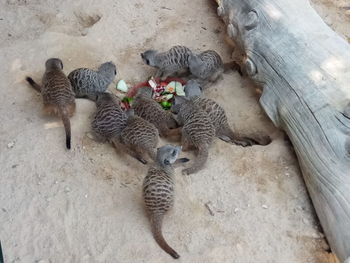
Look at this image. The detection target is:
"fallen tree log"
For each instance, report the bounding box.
[216,0,350,261]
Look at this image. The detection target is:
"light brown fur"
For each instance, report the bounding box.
[26,58,76,149]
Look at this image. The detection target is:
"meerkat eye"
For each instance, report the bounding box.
[114,69,117,75]
[146,59,150,65]
[172,150,176,156]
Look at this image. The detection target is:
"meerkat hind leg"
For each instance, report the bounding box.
[118,142,148,164]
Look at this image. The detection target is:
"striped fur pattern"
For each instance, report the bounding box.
[141,46,192,79]
[119,113,159,164]
[26,58,76,149]
[188,50,224,87]
[191,96,264,146]
[184,81,271,146]
[132,87,180,137]
[143,145,182,259]
[91,92,127,141]
[172,97,215,175]
[68,62,116,98]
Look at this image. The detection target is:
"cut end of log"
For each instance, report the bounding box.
[217,0,350,261]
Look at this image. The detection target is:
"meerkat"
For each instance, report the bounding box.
[26,58,76,149]
[143,145,188,259]
[91,94,157,164]
[171,96,215,175]
[91,92,128,142]
[184,80,271,146]
[141,45,192,80]
[188,50,224,87]
[188,50,242,88]
[68,61,116,99]
[132,87,181,137]
[184,79,203,98]
[118,109,159,164]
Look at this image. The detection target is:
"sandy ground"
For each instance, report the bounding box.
[0,0,348,262]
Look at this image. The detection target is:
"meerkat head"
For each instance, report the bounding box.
[170,95,189,114]
[157,145,182,166]
[45,58,63,71]
[136,86,153,98]
[141,50,158,66]
[98,61,117,77]
[184,80,202,98]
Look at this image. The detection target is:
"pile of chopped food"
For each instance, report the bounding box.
[119,77,187,110]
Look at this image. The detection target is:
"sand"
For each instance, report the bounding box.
[0,0,348,262]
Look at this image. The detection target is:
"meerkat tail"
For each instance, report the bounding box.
[150,214,180,259]
[25,77,42,92]
[58,107,72,150]
[223,61,242,75]
[217,125,251,146]
[218,125,271,147]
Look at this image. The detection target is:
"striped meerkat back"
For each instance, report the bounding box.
[171,97,215,175]
[143,167,174,214]
[42,70,75,107]
[178,100,215,147]
[132,87,178,137]
[190,96,227,132]
[120,115,159,150]
[158,45,192,70]
[91,93,127,140]
[68,68,99,97]
[195,50,223,79]
[68,62,116,98]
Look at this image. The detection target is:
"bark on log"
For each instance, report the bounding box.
[216,0,350,261]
